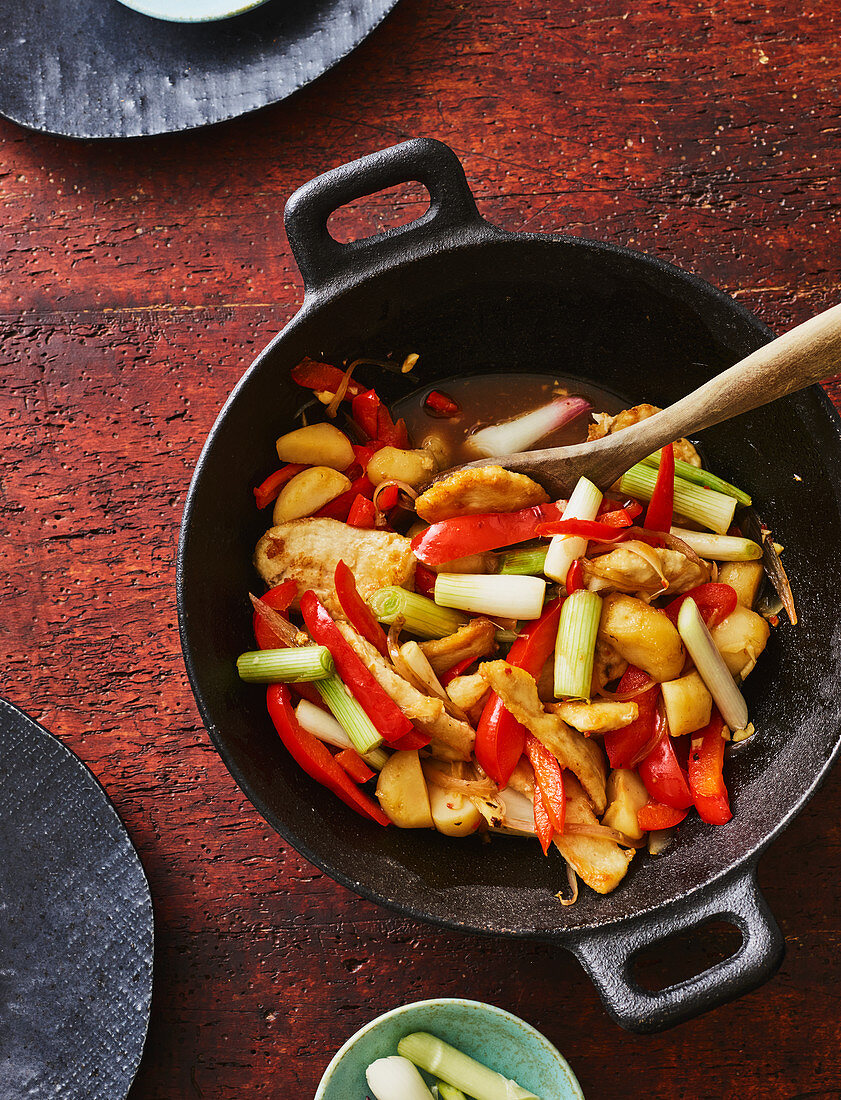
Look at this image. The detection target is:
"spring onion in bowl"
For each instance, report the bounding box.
[397,1032,540,1100]
[366,1055,435,1100]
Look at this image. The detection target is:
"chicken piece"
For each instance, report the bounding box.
[334,621,474,760]
[254,518,415,616]
[445,671,491,726]
[584,545,709,598]
[478,661,607,813]
[593,639,628,689]
[599,593,686,682]
[550,700,639,734]
[553,774,635,894]
[415,464,549,523]
[419,618,497,674]
[505,757,536,798]
[588,404,701,466]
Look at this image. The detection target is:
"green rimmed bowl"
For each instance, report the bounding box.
[315,998,584,1099]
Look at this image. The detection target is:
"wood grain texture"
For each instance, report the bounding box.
[1,0,840,1095]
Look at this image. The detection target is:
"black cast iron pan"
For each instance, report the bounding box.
[176,138,841,1032]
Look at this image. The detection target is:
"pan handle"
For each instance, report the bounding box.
[284,138,492,297]
[566,866,784,1033]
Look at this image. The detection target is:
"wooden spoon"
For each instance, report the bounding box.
[453,302,841,497]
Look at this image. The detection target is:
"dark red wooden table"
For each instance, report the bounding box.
[2,1,840,1095]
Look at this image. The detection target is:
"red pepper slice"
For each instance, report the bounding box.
[565,558,584,593]
[637,800,688,831]
[351,389,408,448]
[254,464,306,510]
[439,655,476,686]
[536,517,634,541]
[266,684,388,824]
[347,495,377,528]
[475,598,564,787]
[424,390,460,418]
[375,484,399,512]
[300,591,424,748]
[252,581,298,650]
[638,726,693,809]
[291,358,366,401]
[335,746,376,785]
[414,563,437,598]
[644,443,675,532]
[663,582,738,631]
[603,666,663,769]
[412,502,566,566]
[352,442,386,471]
[334,560,389,659]
[315,475,375,521]
[525,733,565,841]
[598,498,644,523]
[688,710,732,825]
[377,407,408,449]
[533,787,554,856]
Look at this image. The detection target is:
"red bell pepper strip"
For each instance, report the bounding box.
[352,441,385,471]
[299,591,425,748]
[414,563,437,598]
[663,582,738,631]
[254,464,306,510]
[638,727,693,810]
[290,358,366,401]
[334,560,389,658]
[475,598,564,787]
[377,408,408,449]
[375,484,399,512]
[266,685,389,825]
[688,710,732,825]
[603,666,663,769]
[252,581,298,650]
[525,733,565,835]
[536,517,634,541]
[315,475,375,521]
[412,502,566,566]
[351,389,408,448]
[424,390,460,418]
[637,800,688,831]
[439,655,476,686]
[533,787,554,856]
[598,498,643,523]
[643,443,675,532]
[335,747,376,785]
[347,495,377,528]
[565,558,584,593]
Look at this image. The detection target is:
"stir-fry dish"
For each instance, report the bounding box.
[240,357,794,901]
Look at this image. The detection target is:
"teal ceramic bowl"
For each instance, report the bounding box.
[315,998,584,1099]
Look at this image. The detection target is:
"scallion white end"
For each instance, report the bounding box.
[366,1056,436,1100]
[314,675,383,755]
[543,476,603,583]
[466,396,590,457]
[434,573,546,619]
[397,1032,539,1100]
[677,597,749,733]
[670,527,762,561]
[294,699,389,770]
[554,589,602,700]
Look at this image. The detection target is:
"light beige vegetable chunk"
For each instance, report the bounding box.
[445,672,491,723]
[272,466,350,524]
[427,783,483,836]
[710,605,770,680]
[366,447,436,488]
[599,593,686,682]
[415,464,549,523]
[661,670,712,736]
[275,422,354,470]
[717,560,765,609]
[601,768,650,841]
[550,700,639,733]
[553,775,635,894]
[376,750,434,828]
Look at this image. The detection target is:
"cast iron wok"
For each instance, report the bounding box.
[176,138,841,1032]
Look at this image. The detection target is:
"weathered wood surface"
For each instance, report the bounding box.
[1,0,840,1095]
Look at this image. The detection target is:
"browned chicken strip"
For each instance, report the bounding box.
[419,618,497,674]
[415,464,549,523]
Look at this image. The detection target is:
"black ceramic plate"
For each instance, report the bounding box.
[0,0,399,139]
[0,698,153,1098]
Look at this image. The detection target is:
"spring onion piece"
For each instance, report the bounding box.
[498,545,549,575]
[434,573,547,620]
[314,675,383,755]
[642,450,752,506]
[554,589,602,700]
[619,464,737,534]
[398,1033,540,1100]
[236,646,334,683]
[294,699,389,770]
[366,1056,436,1100]
[669,527,762,561]
[543,476,603,582]
[369,587,468,639]
[677,597,749,733]
[437,1083,468,1100]
[466,395,591,458]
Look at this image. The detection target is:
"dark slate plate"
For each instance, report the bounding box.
[0,0,399,139]
[0,698,153,1100]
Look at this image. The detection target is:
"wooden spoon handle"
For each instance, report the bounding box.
[614,301,841,467]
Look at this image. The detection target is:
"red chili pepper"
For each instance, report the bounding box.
[638,727,693,810]
[439,655,476,686]
[414,563,437,598]
[637,800,688,831]
[252,581,298,650]
[315,475,375,521]
[351,388,408,448]
[266,684,388,825]
[413,502,566,566]
[334,560,389,658]
[644,443,675,532]
[688,710,732,825]
[532,787,554,856]
[253,464,306,510]
[565,558,584,593]
[347,495,377,528]
[375,484,399,512]
[424,390,460,418]
[525,733,565,851]
[663,583,738,631]
[536,517,634,541]
[300,591,425,748]
[603,666,663,769]
[475,598,564,787]
[334,746,376,785]
[290,358,366,401]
